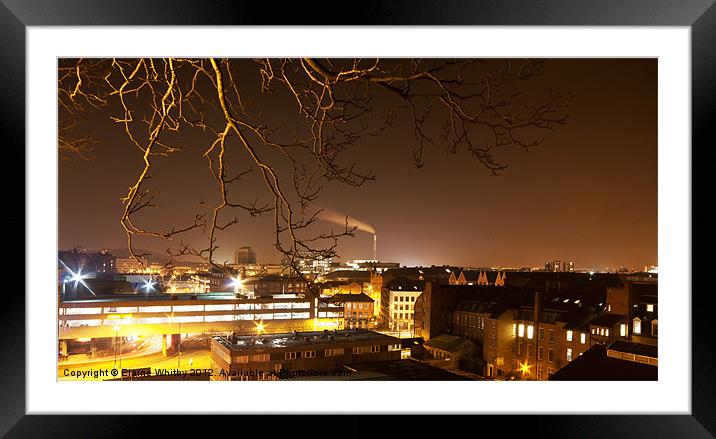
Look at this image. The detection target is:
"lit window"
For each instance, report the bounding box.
[567,348,573,362]
[513,323,517,337]
[646,304,654,312]
[304,351,316,359]
[580,333,586,344]
[605,329,609,337]
[591,328,596,335]
[620,323,627,337]
[285,352,298,360]
[370,345,379,353]
[250,354,270,362]
[566,330,573,342]
[518,324,525,337]
[633,318,641,335]
[539,328,544,340]
[527,325,534,340]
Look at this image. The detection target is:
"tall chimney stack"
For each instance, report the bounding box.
[373,234,377,261]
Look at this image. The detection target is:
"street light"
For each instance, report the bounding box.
[229,276,243,294]
[107,313,132,378]
[113,325,120,368]
[141,278,156,293]
[255,320,265,336]
[168,315,182,368]
[519,360,532,379]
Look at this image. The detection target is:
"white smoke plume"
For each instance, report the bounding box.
[316,208,375,234]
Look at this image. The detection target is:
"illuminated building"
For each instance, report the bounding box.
[317,281,362,297]
[383,277,423,332]
[588,313,626,346]
[367,271,383,317]
[59,248,116,275]
[242,275,309,297]
[318,270,372,284]
[413,272,639,380]
[328,293,376,329]
[284,253,333,275]
[209,329,402,381]
[545,260,574,272]
[115,257,148,273]
[418,334,480,372]
[58,292,343,349]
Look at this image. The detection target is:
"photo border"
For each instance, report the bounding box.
[4,0,714,436]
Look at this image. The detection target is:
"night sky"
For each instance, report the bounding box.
[59,59,656,269]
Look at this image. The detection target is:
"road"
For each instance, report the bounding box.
[59,345,212,381]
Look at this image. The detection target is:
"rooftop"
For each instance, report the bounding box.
[327,293,374,303]
[423,334,468,352]
[608,340,658,358]
[214,329,400,351]
[549,344,657,381]
[61,292,242,303]
[385,276,426,291]
[282,359,470,381]
[589,313,626,327]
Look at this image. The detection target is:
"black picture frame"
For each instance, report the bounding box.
[3,0,714,436]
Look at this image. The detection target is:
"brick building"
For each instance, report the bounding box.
[210,329,401,381]
[328,293,376,329]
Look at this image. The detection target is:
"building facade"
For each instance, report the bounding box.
[59,249,116,275]
[242,275,309,297]
[115,257,148,273]
[209,329,401,380]
[382,277,425,332]
[328,293,376,329]
[414,278,621,380]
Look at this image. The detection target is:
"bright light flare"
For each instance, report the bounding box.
[142,278,156,292]
[229,276,244,292]
[59,259,95,295]
[519,361,532,376]
[254,321,265,334]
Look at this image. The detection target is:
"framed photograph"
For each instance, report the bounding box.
[5,0,714,436]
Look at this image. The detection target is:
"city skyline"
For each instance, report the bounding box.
[59,58,657,270]
[56,57,659,384]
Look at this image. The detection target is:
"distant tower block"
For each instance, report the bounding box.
[234,246,257,265]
